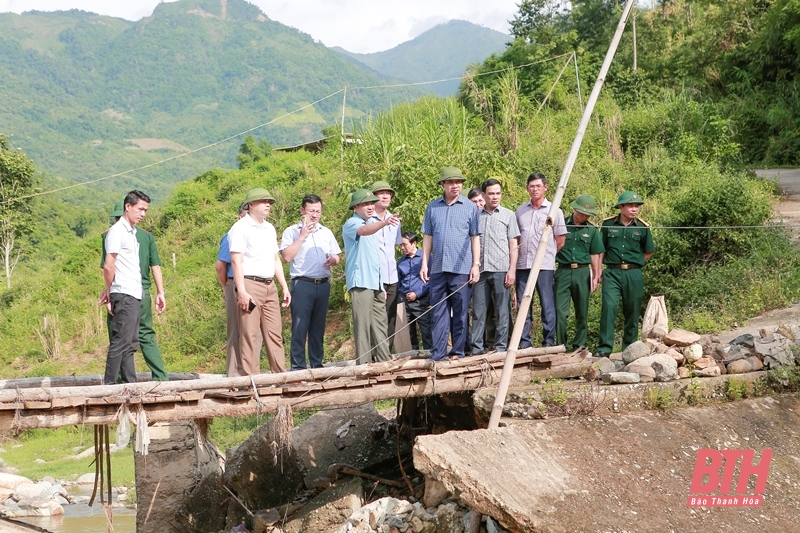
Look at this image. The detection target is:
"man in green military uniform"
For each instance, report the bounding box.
[100,200,168,381]
[555,194,604,350]
[596,191,655,357]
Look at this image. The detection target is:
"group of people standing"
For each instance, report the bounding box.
[101,169,655,383]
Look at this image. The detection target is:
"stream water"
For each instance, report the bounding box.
[15,485,136,533]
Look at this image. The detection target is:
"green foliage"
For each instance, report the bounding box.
[0,134,39,288]
[1,426,136,486]
[645,387,675,411]
[237,136,273,169]
[726,378,751,401]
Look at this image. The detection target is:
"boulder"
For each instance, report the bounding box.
[666,348,685,365]
[292,403,403,487]
[647,326,668,340]
[722,345,749,364]
[678,367,691,379]
[600,372,641,384]
[591,357,616,375]
[729,334,755,348]
[224,417,306,530]
[684,344,703,363]
[622,341,651,364]
[663,329,701,347]
[693,366,721,378]
[693,357,717,370]
[654,343,669,354]
[626,354,679,382]
[283,477,363,533]
[12,482,49,501]
[334,497,416,533]
[727,359,753,374]
[0,473,33,490]
[423,476,452,508]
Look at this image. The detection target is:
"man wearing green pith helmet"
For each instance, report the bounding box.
[596,191,656,357]
[555,194,604,351]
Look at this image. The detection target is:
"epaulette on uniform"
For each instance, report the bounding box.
[636,217,650,227]
[588,220,601,228]
[602,215,617,224]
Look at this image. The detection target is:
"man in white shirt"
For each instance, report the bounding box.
[280,194,341,370]
[369,180,402,350]
[101,190,151,384]
[229,188,290,374]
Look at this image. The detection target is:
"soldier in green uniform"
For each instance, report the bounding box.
[100,200,168,381]
[554,194,604,350]
[596,191,656,357]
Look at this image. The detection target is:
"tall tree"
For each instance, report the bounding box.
[0,134,38,289]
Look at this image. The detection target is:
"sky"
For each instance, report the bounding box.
[0,0,517,53]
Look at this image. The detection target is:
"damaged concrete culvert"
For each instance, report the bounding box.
[414,394,800,533]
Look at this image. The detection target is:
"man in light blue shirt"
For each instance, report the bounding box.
[420,167,481,361]
[280,194,341,370]
[343,189,400,364]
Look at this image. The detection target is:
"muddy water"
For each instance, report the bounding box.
[15,485,135,533]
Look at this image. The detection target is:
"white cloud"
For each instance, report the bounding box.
[0,0,516,53]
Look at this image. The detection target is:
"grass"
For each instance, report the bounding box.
[645,387,675,411]
[0,426,136,487]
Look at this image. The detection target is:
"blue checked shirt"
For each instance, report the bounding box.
[421,195,480,275]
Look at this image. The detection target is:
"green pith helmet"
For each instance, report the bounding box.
[349,188,379,209]
[244,187,276,204]
[111,200,124,219]
[570,194,598,216]
[438,166,465,183]
[615,191,644,207]
[370,180,396,196]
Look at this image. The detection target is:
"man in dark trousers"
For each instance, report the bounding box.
[597,191,656,356]
[280,194,341,370]
[101,198,167,381]
[555,194,604,351]
[100,191,157,384]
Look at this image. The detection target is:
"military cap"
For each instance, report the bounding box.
[439,166,465,183]
[615,191,644,207]
[370,180,396,196]
[570,194,598,216]
[111,200,124,218]
[244,187,276,204]
[349,188,379,209]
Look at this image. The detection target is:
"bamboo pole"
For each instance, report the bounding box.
[488,0,638,429]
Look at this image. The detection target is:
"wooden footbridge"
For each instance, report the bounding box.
[0,346,593,432]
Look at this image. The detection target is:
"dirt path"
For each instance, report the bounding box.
[757,168,800,237]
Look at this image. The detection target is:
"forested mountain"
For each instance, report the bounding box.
[0,0,419,201]
[333,20,509,96]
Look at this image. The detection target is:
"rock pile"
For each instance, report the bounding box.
[0,473,69,518]
[598,327,799,384]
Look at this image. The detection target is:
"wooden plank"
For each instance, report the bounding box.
[23,401,51,409]
[179,392,205,402]
[0,372,203,390]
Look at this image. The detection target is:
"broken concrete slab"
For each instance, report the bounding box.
[414,394,800,533]
[283,477,363,533]
[291,403,402,487]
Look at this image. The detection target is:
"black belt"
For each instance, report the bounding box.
[294,276,329,284]
[606,263,641,270]
[557,263,589,269]
[244,275,273,284]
